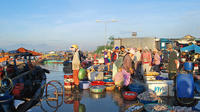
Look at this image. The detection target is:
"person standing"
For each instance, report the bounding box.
[111,46,119,63]
[119,46,127,57]
[107,49,112,62]
[122,49,135,87]
[168,44,178,80]
[135,48,141,69]
[135,48,143,79]
[153,48,161,73]
[141,47,152,75]
[104,49,109,64]
[71,45,81,89]
[112,46,122,79]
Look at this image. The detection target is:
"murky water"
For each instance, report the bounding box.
[26,64,177,112]
[27,64,139,112]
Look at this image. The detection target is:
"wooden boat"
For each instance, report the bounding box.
[0,48,49,112]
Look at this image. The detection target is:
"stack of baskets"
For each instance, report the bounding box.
[64,75,75,90]
[104,79,115,91]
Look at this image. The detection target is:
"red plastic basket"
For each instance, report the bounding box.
[123,91,137,101]
[64,75,73,79]
[90,81,105,86]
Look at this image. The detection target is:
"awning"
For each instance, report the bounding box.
[180,44,200,53]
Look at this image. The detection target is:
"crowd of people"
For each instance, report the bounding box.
[100,44,180,90]
[70,44,200,91]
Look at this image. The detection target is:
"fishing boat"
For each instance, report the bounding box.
[0,48,49,112]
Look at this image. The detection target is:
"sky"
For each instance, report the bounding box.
[0,0,200,51]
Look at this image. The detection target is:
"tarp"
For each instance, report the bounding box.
[8,48,42,56]
[17,48,42,56]
[180,44,200,53]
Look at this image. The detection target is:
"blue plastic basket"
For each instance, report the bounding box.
[139,99,158,104]
[103,79,113,82]
[128,84,145,94]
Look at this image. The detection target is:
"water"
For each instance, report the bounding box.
[29,64,136,112]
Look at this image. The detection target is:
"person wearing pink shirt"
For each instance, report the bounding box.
[153,48,161,73]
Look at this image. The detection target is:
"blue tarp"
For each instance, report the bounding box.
[180,44,200,53]
[8,50,20,54]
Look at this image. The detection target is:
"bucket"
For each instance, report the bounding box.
[90,85,105,94]
[184,62,193,71]
[129,84,145,94]
[176,74,194,98]
[0,95,15,112]
[79,81,90,89]
[64,75,74,82]
[123,91,137,101]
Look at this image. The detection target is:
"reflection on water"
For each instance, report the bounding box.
[89,92,106,99]
[29,64,138,112]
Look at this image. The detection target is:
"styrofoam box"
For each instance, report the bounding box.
[144,76,156,81]
[160,72,169,78]
[88,72,104,81]
[146,80,174,96]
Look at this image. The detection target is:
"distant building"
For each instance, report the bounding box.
[114,36,158,50]
[114,34,198,51]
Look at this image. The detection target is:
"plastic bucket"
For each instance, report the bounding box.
[176,73,194,98]
[79,81,90,89]
[0,95,15,112]
[64,75,74,83]
[184,62,193,71]
[129,84,145,94]
[123,91,137,101]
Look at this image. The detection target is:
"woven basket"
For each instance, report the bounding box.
[90,86,105,93]
[106,85,115,91]
[125,103,144,112]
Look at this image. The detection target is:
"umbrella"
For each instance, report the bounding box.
[180,44,200,53]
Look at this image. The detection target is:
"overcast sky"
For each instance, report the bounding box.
[0,0,200,51]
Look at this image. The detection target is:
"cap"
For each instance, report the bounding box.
[153,48,158,52]
[120,46,125,49]
[167,44,173,49]
[115,46,119,50]
[71,45,78,49]
[129,48,135,55]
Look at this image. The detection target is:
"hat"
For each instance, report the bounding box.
[144,46,148,50]
[120,46,125,49]
[71,45,78,49]
[129,48,135,55]
[153,48,158,52]
[98,58,104,64]
[115,46,119,50]
[167,44,173,49]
